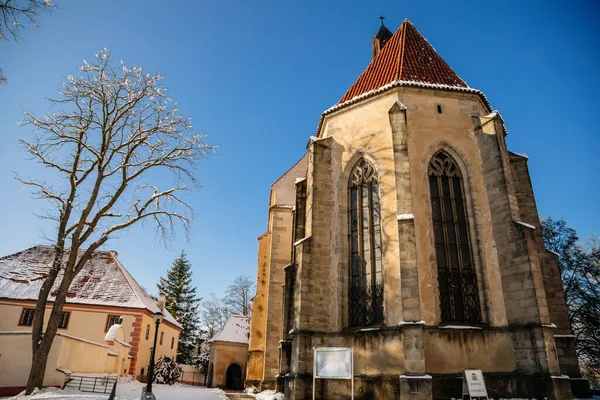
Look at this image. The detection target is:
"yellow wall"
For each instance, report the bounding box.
[0,300,138,344]
[0,300,180,379]
[135,312,179,376]
[424,329,516,373]
[317,87,508,328]
[0,331,126,392]
[55,333,112,373]
[209,341,248,388]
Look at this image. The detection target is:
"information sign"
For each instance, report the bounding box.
[313,347,353,400]
[462,369,488,399]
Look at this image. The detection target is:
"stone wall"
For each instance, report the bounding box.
[258,85,585,399]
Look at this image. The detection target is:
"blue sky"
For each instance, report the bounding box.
[0,0,598,299]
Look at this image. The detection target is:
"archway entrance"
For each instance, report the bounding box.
[225,363,243,390]
[207,362,214,388]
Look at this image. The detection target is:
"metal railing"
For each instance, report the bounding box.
[64,375,117,394]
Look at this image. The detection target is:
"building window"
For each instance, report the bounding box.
[348,158,384,326]
[19,308,35,326]
[145,324,150,340]
[141,367,145,376]
[160,331,164,345]
[105,315,121,332]
[171,337,175,349]
[437,104,443,114]
[58,311,70,329]
[428,151,482,324]
[294,179,307,242]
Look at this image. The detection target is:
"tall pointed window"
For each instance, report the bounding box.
[428,151,481,324]
[349,159,383,326]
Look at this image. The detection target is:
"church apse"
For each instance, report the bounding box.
[246,18,588,400]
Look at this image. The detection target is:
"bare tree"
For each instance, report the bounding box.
[1,0,55,83]
[223,275,254,316]
[200,293,230,338]
[542,218,600,386]
[18,49,214,393]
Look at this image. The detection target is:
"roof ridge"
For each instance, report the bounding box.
[396,21,408,81]
[338,19,468,104]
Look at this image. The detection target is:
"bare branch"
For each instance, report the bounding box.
[0,0,55,42]
[20,49,216,392]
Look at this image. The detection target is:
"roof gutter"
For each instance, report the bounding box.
[314,80,500,137]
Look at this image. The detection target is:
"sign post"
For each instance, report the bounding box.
[313,347,354,400]
[462,370,488,400]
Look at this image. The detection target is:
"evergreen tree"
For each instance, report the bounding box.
[157,251,202,365]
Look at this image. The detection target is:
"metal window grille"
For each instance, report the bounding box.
[58,311,70,329]
[428,151,482,324]
[105,315,120,332]
[294,180,307,242]
[348,159,384,326]
[20,308,35,326]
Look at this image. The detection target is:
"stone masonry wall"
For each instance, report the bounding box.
[246,231,271,385]
[262,207,293,387]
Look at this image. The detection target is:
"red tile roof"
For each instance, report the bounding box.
[339,19,467,104]
[0,246,181,328]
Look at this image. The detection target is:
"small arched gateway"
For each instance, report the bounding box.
[225,363,243,390]
[207,315,250,389]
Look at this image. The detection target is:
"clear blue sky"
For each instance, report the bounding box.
[1,0,598,299]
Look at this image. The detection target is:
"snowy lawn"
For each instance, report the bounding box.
[4,381,229,400]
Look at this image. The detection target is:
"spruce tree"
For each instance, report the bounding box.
[157,251,202,365]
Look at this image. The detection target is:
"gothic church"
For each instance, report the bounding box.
[246,19,588,400]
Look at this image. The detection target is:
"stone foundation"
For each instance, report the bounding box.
[282,373,586,400]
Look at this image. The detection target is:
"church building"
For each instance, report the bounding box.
[246,19,588,399]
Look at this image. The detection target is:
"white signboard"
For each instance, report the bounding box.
[314,347,352,379]
[462,370,488,398]
[313,348,354,400]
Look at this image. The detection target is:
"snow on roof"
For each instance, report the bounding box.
[209,315,250,344]
[0,245,180,328]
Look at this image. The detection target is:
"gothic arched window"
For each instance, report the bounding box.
[428,151,482,324]
[348,159,384,326]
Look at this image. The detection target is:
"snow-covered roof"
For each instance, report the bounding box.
[209,315,250,344]
[0,246,180,328]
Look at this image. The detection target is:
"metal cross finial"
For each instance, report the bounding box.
[379,15,385,26]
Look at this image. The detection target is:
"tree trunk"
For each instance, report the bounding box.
[25,262,73,394]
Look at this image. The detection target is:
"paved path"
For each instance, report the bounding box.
[224,392,255,399]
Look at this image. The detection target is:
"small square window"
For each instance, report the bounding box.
[58,311,70,329]
[19,308,35,326]
[105,315,121,332]
[436,104,443,114]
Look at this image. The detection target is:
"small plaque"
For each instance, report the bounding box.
[462,369,488,398]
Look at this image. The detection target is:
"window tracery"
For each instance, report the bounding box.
[348,159,384,326]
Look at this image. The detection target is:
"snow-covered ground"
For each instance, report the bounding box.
[3,381,228,400]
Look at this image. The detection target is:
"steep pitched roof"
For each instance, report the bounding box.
[339,19,467,104]
[209,315,250,344]
[0,246,180,328]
